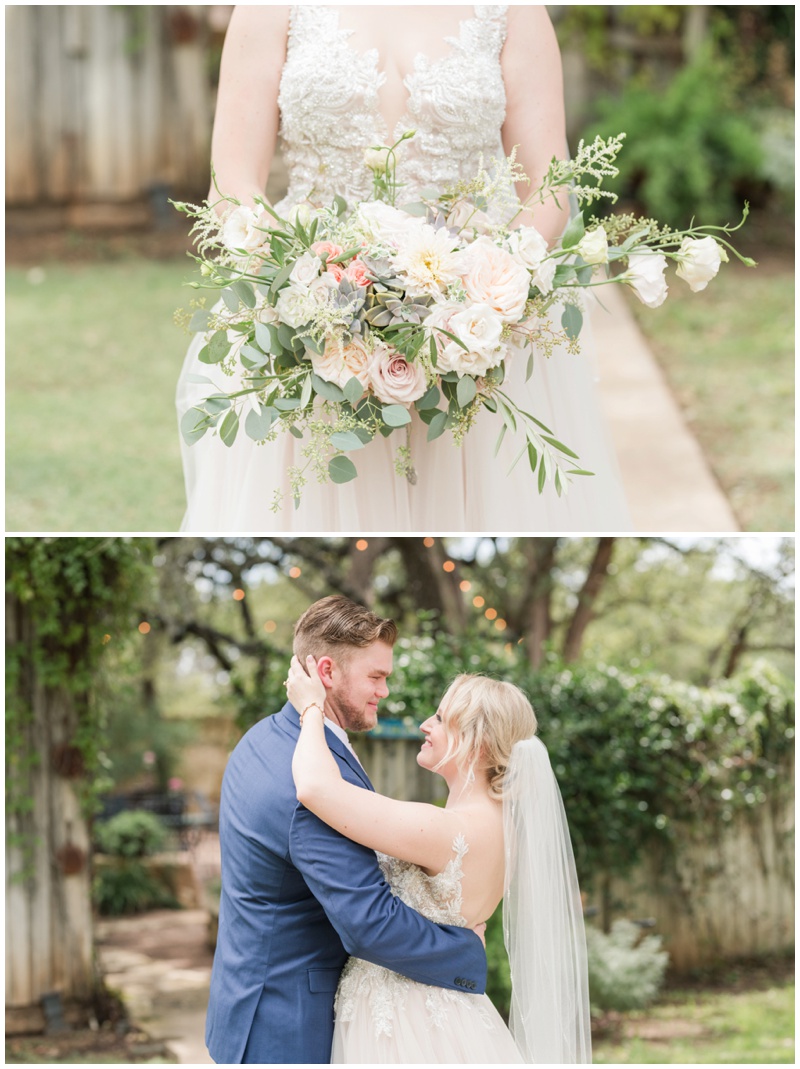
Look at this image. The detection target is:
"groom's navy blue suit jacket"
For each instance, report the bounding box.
[205,702,487,1064]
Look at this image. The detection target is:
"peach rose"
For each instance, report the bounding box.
[457,238,530,321]
[310,336,371,391]
[368,342,427,407]
[344,259,372,288]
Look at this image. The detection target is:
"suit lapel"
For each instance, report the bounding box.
[278,701,374,792]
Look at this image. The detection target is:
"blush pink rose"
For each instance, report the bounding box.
[458,238,531,321]
[344,259,372,287]
[367,343,428,407]
[311,241,344,264]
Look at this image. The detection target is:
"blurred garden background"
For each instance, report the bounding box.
[5,535,794,1062]
[5,5,795,532]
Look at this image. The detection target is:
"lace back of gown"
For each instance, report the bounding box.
[331,835,524,1064]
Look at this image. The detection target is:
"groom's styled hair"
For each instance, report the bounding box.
[293,595,397,663]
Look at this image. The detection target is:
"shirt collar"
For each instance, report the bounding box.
[324,716,351,749]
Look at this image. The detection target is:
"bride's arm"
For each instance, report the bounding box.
[501,5,571,243]
[288,656,459,874]
[207,5,289,206]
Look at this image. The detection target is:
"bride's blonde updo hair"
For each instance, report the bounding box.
[433,674,538,798]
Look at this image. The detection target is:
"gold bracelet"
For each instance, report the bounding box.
[300,702,324,725]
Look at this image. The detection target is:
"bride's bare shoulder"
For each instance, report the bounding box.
[228,5,291,42]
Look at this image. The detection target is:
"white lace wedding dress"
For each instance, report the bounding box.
[176,4,632,532]
[331,834,523,1063]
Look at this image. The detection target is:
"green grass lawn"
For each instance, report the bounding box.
[594,980,795,1063]
[629,256,794,532]
[6,258,191,531]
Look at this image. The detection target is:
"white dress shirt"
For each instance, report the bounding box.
[324,716,364,769]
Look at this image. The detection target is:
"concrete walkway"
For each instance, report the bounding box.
[591,285,739,532]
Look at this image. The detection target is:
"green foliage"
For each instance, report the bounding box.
[6,539,154,878]
[586,920,669,1013]
[94,810,168,858]
[382,624,793,881]
[484,901,512,1019]
[93,859,180,916]
[586,51,763,227]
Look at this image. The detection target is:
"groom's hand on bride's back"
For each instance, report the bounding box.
[472,921,487,948]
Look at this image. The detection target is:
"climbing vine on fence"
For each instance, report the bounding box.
[6,538,153,874]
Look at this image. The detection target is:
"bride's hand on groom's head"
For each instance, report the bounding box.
[286,654,326,713]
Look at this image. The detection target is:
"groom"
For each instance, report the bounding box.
[206,595,487,1064]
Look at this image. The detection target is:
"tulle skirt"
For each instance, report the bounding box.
[331,975,524,1064]
[175,295,632,533]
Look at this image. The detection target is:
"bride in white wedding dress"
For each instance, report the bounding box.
[286,660,592,1064]
[176,5,632,532]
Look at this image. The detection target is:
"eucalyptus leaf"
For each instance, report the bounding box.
[220,409,240,448]
[344,376,365,406]
[180,407,209,446]
[254,321,275,352]
[232,279,256,309]
[205,395,232,415]
[184,373,215,385]
[426,410,448,441]
[274,397,301,411]
[382,404,412,428]
[289,425,303,439]
[329,430,365,452]
[277,323,295,349]
[300,374,313,409]
[329,455,358,483]
[561,304,583,341]
[415,384,441,411]
[456,375,477,408]
[333,194,348,217]
[221,287,240,313]
[245,405,275,441]
[311,374,345,402]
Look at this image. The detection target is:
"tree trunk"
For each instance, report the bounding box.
[394,538,467,633]
[520,539,559,668]
[562,538,616,662]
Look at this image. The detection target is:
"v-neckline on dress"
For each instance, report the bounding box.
[325,5,483,142]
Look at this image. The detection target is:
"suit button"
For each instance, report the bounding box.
[469,981,475,990]
[455,977,462,985]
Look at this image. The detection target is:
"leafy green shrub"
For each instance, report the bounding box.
[94,809,168,858]
[94,859,180,916]
[485,902,512,1020]
[585,919,669,1013]
[585,51,763,227]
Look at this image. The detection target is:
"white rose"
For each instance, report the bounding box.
[458,238,531,321]
[508,226,548,269]
[356,201,416,246]
[364,146,392,172]
[448,303,505,357]
[285,202,314,228]
[675,236,729,292]
[367,342,428,406]
[394,224,461,296]
[222,204,271,253]
[623,251,669,309]
[289,252,322,287]
[310,337,371,391]
[275,283,315,328]
[576,226,609,266]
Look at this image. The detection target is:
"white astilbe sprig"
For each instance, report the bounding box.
[543,133,627,207]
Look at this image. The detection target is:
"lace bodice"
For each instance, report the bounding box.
[276,5,508,211]
[335,834,495,1039]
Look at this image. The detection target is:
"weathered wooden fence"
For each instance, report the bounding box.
[5,5,212,219]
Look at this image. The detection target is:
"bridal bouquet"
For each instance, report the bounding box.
[174,132,753,510]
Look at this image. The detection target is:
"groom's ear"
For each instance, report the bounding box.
[316,655,335,689]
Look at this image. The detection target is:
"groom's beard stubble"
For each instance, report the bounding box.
[329,689,376,733]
